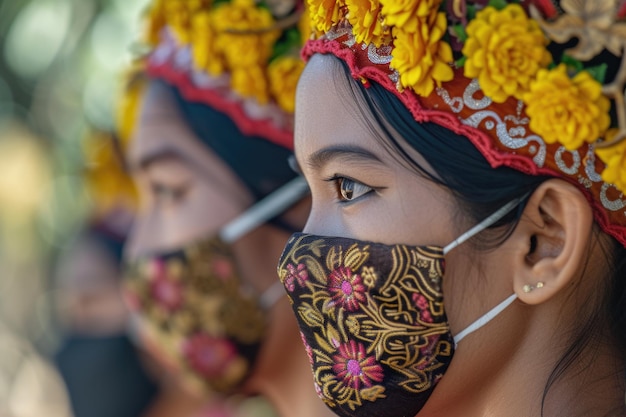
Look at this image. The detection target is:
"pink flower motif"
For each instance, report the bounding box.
[328,266,367,311]
[314,381,324,399]
[149,259,184,311]
[412,293,433,323]
[182,334,237,379]
[211,256,234,281]
[284,263,308,292]
[412,293,429,310]
[332,340,384,391]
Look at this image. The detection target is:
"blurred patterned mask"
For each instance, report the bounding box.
[124,177,308,394]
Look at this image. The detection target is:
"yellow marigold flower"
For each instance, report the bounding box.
[380,0,441,33]
[268,56,305,113]
[164,0,212,45]
[231,66,270,104]
[190,11,224,76]
[345,0,388,46]
[211,0,279,68]
[307,0,344,33]
[299,3,313,43]
[116,67,147,149]
[391,10,454,97]
[144,0,167,46]
[83,132,138,215]
[524,64,611,151]
[595,129,626,194]
[462,4,551,103]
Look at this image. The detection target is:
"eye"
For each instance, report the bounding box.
[334,177,374,202]
[150,182,188,205]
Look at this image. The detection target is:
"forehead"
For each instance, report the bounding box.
[294,54,436,174]
[295,54,385,163]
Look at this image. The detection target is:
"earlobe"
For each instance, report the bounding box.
[510,179,594,305]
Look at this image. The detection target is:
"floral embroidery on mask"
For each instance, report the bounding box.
[124,237,266,394]
[278,234,454,416]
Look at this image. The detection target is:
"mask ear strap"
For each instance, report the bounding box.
[442,193,530,255]
[219,176,309,244]
[453,294,518,347]
[259,280,287,309]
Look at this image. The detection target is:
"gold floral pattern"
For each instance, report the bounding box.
[124,237,266,394]
[278,233,454,416]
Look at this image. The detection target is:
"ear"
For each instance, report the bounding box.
[507,179,594,305]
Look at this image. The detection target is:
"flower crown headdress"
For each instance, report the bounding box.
[138,0,309,149]
[303,0,626,247]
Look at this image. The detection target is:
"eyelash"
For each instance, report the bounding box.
[150,182,189,205]
[325,175,376,203]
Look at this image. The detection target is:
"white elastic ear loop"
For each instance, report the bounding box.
[259,280,287,309]
[442,194,529,255]
[219,176,309,310]
[441,193,530,347]
[219,176,309,244]
[453,294,518,346]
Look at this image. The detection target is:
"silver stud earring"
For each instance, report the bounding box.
[523,282,544,293]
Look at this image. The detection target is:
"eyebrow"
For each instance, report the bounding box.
[307,144,383,170]
[130,146,194,172]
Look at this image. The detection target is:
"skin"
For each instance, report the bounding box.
[125,80,333,417]
[295,54,625,417]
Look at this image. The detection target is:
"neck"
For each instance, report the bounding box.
[418,302,626,417]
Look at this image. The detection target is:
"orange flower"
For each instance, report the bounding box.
[231,66,270,104]
[524,65,611,151]
[379,0,441,33]
[307,0,344,33]
[211,0,279,68]
[345,0,388,46]
[391,9,453,97]
[190,11,224,76]
[596,130,626,194]
[463,4,551,103]
[268,56,305,113]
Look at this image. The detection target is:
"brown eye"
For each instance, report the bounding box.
[150,183,188,205]
[337,178,373,202]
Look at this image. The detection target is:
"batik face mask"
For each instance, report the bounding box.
[277,197,524,417]
[123,177,308,394]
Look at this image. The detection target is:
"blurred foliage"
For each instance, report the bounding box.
[0,0,148,414]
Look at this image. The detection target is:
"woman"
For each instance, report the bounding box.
[120,1,334,416]
[277,0,626,416]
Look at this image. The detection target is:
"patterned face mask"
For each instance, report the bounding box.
[123,177,308,394]
[277,197,525,417]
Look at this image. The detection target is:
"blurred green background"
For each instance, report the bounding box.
[0,0,148,414]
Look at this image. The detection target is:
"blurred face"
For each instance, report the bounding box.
[125,81,252,260]
[122,80,307,396]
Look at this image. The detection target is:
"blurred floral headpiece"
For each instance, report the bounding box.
[139,0,309,149]
[303,0,626,247]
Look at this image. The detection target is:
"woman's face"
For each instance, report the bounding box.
[125,81,253,259]
[295,55,456,249]
[294,54,515,338]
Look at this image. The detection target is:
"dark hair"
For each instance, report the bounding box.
[332,57,626,413]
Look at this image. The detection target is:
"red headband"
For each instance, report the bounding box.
[302,0,626,247]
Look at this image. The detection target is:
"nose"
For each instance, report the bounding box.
[302,202,344,237]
